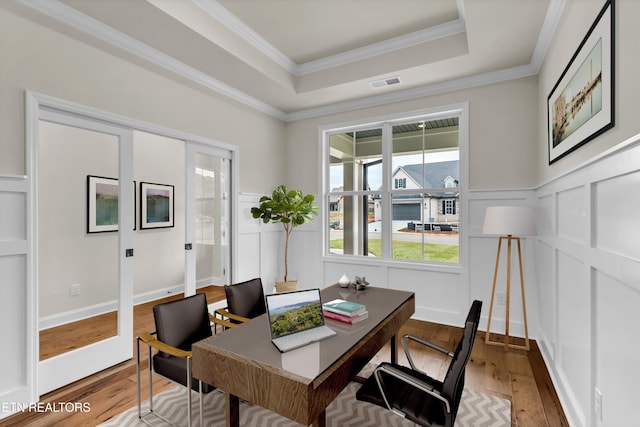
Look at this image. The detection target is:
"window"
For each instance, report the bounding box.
[324,108,464,265]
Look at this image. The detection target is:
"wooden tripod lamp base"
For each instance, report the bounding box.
[482,206,536,352]
[485,235,530,351]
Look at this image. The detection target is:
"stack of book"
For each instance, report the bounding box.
[322,298,368,324]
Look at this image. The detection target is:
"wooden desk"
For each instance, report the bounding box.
[192,284,415,427]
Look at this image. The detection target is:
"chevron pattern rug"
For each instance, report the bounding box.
[101,379,510,427]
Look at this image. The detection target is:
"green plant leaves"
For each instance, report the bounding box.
[250,185,318,229]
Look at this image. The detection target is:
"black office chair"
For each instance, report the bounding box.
[214,277,266,329]
[356,300,482,427]
[136,293,235,427]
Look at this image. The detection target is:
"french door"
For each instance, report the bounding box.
[184,143,232,293]
[36,109,134,395]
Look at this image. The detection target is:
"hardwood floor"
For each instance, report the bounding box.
[6,288,568,426]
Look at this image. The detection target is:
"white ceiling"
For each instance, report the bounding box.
[9,0,565,121]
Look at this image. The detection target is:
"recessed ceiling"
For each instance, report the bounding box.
[7,0,562,121]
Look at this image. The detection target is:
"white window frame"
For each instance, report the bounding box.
[319,103,468,270]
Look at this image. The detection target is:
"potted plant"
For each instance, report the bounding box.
[251,185,318,292]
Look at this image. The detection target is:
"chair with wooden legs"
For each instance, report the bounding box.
[212,277,267,330]
[136,293,235,427]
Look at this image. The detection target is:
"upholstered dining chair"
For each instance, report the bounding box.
[136,292,235,427]
[356,300,482,427]
[213,277,266,330]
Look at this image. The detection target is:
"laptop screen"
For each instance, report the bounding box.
[265,289,325,339]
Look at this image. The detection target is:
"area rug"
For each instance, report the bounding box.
[101,379,510,427]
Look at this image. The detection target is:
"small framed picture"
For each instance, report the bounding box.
[87,175,119,233]
[87,175,137,233]
[140,182,174,229]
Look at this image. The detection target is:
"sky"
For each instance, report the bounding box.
[267,289,320,310]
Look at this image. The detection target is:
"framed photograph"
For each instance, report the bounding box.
[87,175,119,233]
[87,175,136,233]
[547,0,614,164]
[140,182,174,229]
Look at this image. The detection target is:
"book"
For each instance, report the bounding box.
[322,299,366,317]
[323,309,368,324]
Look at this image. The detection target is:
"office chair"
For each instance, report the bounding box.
[356,300,482,427]
[213,277,266,329]
[136,293,235,427]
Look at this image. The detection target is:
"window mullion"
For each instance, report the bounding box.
[381,123,392,260]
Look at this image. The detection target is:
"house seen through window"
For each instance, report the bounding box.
[325,113,461,264]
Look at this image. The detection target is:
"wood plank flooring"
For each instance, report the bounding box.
[5,288,568,426]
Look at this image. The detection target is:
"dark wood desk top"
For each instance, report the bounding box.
[193,284,415,425]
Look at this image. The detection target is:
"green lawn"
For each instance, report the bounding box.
[330,238,459,263]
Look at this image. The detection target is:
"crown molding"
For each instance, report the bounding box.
[284,64,538,122]
[19,0,565,123]
[19,0,288,121]
[530,0,567,73]
[193,0,297,74]
[197,0,466,77]
[295,18,466,76]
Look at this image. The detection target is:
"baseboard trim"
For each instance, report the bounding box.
[39,279,221,331]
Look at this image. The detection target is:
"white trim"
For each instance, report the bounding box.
[296,19,466,76]
[530,0,567,73]
[195,0,466,76]
[19,0,565,122]
[38,280,221,331]
[193,0,297,74]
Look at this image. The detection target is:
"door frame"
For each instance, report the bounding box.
[25,91,239,399]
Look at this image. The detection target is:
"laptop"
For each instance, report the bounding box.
[265,288,337,353]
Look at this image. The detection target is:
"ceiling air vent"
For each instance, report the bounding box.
[370,76,401,89]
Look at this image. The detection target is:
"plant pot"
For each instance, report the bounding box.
[275,280,298,293]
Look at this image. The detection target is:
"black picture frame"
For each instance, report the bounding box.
[87,175,137,233]
[547,0,615,164]
[140,181,175,229]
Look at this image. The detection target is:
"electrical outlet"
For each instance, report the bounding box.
[496,293,506,305]
[69,283,80,297]
[594,387,603,422]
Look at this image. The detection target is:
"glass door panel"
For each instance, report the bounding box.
[186,144,231,294]
[37,113,133,395]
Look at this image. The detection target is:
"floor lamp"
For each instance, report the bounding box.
[482,206,536,351]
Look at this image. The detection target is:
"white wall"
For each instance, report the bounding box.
[534,1,640,426]
[535,136,640,427]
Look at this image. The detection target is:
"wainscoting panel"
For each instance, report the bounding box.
[535,240,557,360]
[237,193,281,292]
[593,171,640,261]
[237,232,261,282]
[0,175,33,414]
[556,250,589,423]
[536,133,640,427]
[594,270,640,427]
[557,186,587,244]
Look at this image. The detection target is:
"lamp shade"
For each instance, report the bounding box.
[482,206,537,236]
